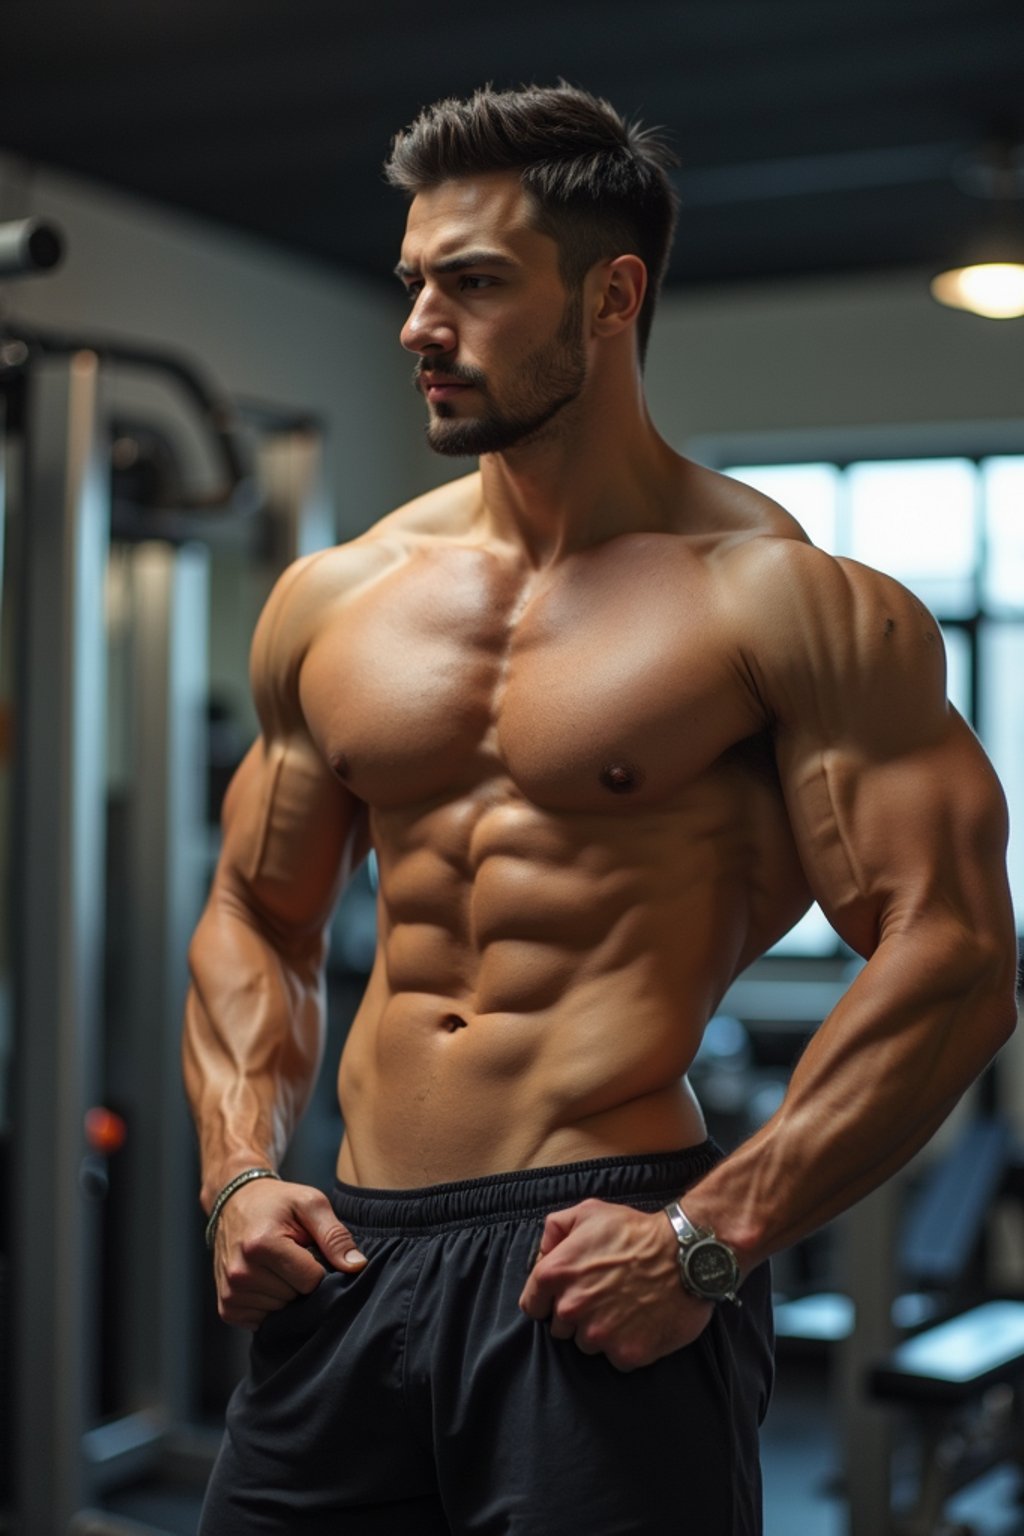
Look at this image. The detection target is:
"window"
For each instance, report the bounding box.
[725,456,1024,953]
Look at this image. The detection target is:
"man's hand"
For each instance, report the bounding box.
[212,1178,368,1329]
[518,1198,713,1372]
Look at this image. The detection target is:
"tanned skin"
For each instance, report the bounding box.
[184,172,1018,1367]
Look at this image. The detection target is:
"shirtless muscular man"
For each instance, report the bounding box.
[188,84,1018,1534]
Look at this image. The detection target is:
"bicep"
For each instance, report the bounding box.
[217,732,365,943]
[758,556,1012,958]
[778,707,1012,961]
[213,551,368,941]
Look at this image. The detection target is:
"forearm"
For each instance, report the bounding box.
[686,924,1017,1270]
[183,888,328,1212]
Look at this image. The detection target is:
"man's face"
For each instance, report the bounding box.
[396,173,587,456]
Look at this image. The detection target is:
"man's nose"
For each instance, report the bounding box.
[400,287,456,357]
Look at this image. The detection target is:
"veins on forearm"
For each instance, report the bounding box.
[693,924,1012,1265]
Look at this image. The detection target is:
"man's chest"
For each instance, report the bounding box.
[299,542,765,811]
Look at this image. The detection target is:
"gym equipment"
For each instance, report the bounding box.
[899,1118,1012,1297]
[871,1300,1024,1535]
[771,1112,1020,1534]
[0,314,258,517]
[0,216,64,278]
[1,250,330,1533]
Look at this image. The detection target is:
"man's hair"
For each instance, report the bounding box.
[384,83,679,366]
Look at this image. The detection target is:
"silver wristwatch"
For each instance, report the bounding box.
[664,1200,742,1306]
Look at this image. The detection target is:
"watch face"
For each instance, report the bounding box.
[687,1239,739,1298]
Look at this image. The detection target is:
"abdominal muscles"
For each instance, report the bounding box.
[335,776,796,1184]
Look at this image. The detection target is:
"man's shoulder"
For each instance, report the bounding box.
[721,534,932,636]
[674,465,937,634]
[717,536,945,737]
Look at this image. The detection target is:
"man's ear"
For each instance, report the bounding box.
[590,255,647,338]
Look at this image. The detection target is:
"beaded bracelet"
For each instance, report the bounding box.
[205,1166,281,1250]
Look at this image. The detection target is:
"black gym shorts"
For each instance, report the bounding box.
[199,1140,774,1535]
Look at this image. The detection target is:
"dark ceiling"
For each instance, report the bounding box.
[2,0,1022,293]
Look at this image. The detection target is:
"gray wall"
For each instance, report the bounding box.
[647,267,1024,463]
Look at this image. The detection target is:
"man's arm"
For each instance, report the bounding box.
[183,555,369,1327]
[520,545,1017,1368]
[685,547,1018,1263]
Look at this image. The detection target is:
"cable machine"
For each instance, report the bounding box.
[0,219,331,1535]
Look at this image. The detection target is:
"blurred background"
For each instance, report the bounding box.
[1,3,1023,1532]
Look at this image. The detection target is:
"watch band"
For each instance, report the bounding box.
[664,1200,707,1245]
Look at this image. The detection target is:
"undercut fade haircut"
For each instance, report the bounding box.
[384,83,680,367]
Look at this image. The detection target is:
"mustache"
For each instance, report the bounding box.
[413,359,487,391]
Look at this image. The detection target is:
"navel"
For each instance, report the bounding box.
[443,1013,469,1033]
[599,761,644,795]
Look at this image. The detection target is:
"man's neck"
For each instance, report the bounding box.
[476,370,679,568]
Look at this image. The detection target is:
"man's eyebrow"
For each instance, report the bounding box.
[393,250,518,281]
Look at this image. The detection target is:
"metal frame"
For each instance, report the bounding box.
[116,539,209,1434]
[12,350,109,1532]
[837,1180,902,1536]
[257,420,333,563]
[3,352,329,1533]
[8,362,214,1531]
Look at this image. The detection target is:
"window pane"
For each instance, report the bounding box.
[941,625,972,721]
[724,463,840,552]
[768,902,838,957]
[983,457,1024,614]
[847,459,978,617]
[979,622,1024,931]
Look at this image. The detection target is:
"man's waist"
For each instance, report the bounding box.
[335,1074,709,1190]
[330,1140,723,1234]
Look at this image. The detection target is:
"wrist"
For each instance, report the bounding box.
[664,1200,743,1306]
[673,1176,768,1279]
[204,1166,281,1250]
[200,1151,278,1216]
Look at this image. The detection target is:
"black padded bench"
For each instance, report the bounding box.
[870,1300,1024,1535]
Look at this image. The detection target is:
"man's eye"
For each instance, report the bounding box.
[459,275,494,291]
[405,282,423,302]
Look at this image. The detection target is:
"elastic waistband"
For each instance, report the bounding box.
[331,1140,722,1234]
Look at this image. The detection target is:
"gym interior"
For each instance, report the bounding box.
[2,6,1024,1534]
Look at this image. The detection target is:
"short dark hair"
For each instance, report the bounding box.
[384,83,679,366]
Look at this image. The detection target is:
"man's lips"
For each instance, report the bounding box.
[423,374,469,393]
[419,372,476,397]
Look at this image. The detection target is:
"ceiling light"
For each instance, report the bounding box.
[931,138,1024,320]
[930,262,1024,319]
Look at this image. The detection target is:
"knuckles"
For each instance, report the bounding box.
[606,1342,648,1373]
[298,1191,338,1225]
[238,1231,278,1263]
[577,1323,609,1351]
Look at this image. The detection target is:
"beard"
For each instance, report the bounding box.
[416,289,586,458]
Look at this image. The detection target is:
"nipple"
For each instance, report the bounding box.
[330,752,351,780]
[600,761,643,795]
[443,1013,468,1033]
